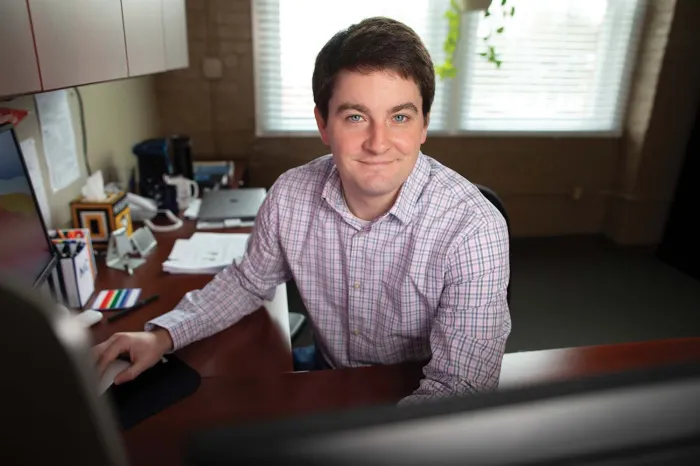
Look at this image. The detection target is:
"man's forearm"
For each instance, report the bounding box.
[144,265,265,350]
[398,374,477,406]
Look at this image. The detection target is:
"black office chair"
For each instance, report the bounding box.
[474,184,511,306]
[287,280,308,342]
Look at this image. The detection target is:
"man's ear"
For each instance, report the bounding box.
[314,106,330,145]
[421,112,430,144]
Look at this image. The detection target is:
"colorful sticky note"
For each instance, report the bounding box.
[92,288,141,310]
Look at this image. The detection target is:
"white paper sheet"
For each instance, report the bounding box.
[35,90,81,192]
[19,138,52,228]
[162,233,249,274]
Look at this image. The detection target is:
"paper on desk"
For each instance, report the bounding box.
[19,138,52,228]
[162,233,250,274]
[35,90,81,191]
[168,239,192,261]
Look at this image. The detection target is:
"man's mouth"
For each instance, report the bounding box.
[358,160,396,166]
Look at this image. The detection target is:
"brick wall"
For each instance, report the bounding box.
[155,0,697,242]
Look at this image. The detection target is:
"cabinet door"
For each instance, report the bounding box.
[122,0,167,77]
[28,0,128,90]
[162,0,189,70]
[0,0,42,97]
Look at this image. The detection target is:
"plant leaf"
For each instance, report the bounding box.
[496,27,504,33]
[501,0,507,5]
[511,6,515,16]
[484,10,491,17]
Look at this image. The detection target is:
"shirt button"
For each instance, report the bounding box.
[353,282,360,289]
[354,329,360,336]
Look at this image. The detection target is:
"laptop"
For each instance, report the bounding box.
[197,188,267,221]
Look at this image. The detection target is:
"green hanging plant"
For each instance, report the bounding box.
[436,0,516,80]
[434,0,462,79]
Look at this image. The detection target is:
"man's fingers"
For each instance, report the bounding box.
[92,334,117,361]
[114,358,150,385]
[96,337,129,377]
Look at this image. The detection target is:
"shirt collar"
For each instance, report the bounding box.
[321,152,431,226]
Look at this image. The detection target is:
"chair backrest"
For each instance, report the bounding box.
[474,184,511,306]
[475,184,510,231]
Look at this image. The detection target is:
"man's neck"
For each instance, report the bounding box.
[342,184,401,221]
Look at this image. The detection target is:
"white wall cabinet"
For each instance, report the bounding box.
[29,0,129,91]
[0,0,189,98]
[122,0,167,77]
[0,1,43,96]
[162,0,190,70]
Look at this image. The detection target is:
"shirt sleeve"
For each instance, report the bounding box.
[144,181,291,351]
[399,215,511,405]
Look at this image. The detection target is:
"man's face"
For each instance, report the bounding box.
[315,70,429,199]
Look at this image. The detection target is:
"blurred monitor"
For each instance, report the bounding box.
[0,123,56,288]
[188,362,700,465]
[1,276,127,466]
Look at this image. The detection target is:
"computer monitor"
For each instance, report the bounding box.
[0,123,57,288]
[188,362,700,465]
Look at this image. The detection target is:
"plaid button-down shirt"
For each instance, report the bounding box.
[148,153,511,403]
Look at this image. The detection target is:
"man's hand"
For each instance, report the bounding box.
[93,328,173,385]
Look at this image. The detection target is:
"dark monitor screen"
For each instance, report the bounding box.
[0,124,55,287]
[188,362,700,466]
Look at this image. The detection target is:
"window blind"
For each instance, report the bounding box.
[252,0,644,136]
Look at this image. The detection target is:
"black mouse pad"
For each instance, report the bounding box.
[103,354,201,430]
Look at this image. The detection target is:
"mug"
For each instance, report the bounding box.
[163,175,199,210]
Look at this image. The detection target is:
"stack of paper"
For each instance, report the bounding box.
[162,233,250,274]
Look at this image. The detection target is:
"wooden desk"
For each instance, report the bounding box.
[89,221,292,379]
[120,337,700,466]
[86,209,700,465]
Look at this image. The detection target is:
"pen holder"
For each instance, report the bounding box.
[56,242,95,309]
[49,228,98,281]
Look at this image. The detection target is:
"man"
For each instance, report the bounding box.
[95,17,511,404]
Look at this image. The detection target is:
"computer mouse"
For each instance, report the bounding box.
[98,359,130,395]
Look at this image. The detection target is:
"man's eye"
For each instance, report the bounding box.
[347,115,363,122]
[393,114,409,123]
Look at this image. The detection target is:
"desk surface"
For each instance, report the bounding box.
[121,337,700,466]
[88,218,700,466]
[90,221,292,379]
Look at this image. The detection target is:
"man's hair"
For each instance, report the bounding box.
[312,17,435,125]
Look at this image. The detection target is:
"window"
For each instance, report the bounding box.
[252,0,644,136]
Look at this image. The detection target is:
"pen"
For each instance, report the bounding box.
[107,294,160,323]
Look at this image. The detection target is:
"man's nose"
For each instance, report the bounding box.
[363,122,390,155]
